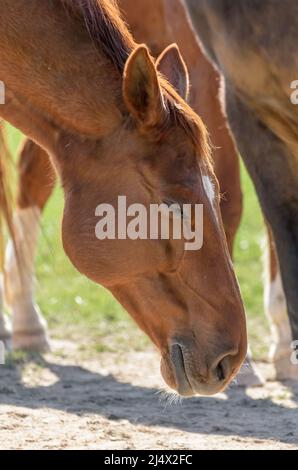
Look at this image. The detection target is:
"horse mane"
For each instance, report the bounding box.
[61,0,135,72]
[61,0,211,162]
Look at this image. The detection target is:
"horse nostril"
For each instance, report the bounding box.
[214,354,232,382]
[216,360,225,381]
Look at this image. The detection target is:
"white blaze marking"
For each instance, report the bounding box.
[202,174,219,223]
[202,175,215,205]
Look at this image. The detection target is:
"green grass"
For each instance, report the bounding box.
[5,126,270,358]
[234,162,269,357]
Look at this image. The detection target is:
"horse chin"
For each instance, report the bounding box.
[160,348,194,397]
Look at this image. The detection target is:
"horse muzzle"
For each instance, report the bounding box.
[161,339,241,396]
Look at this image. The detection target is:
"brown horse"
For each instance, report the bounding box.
[5,0,269,386]
[3,0,242,346]
[0,0,247,396]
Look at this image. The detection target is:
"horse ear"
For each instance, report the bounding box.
[156,44,190,101]
[123,45,164,127]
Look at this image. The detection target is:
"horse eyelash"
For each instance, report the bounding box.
[163,200,184,217]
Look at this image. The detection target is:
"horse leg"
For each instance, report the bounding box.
[0,125,11,349]
[4,138,56,351]
[0,279,12,350]
[264,225,298,380]
[225,84,298,380]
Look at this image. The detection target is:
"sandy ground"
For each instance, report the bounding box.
[0,339,297,450]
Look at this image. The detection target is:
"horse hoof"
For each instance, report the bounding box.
[0,334,12,352]
[274,356,298,381]
[0,316,13,351]
[12,331,50,352]
[236,360,265,387]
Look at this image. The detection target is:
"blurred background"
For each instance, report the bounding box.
[5,124,269,359]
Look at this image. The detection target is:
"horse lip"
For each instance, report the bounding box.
[170,343,193,396]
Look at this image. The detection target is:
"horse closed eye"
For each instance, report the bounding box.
[163,200,184,217]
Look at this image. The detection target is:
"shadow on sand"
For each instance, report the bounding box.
[0,353,297,446]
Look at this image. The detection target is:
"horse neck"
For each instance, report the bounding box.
[162,0,206,70]
[120,0,170,54]
[0,0,125,152]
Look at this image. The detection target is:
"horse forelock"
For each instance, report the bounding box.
[162,80,212,164]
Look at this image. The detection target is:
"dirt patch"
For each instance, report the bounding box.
[0,339,297,450]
